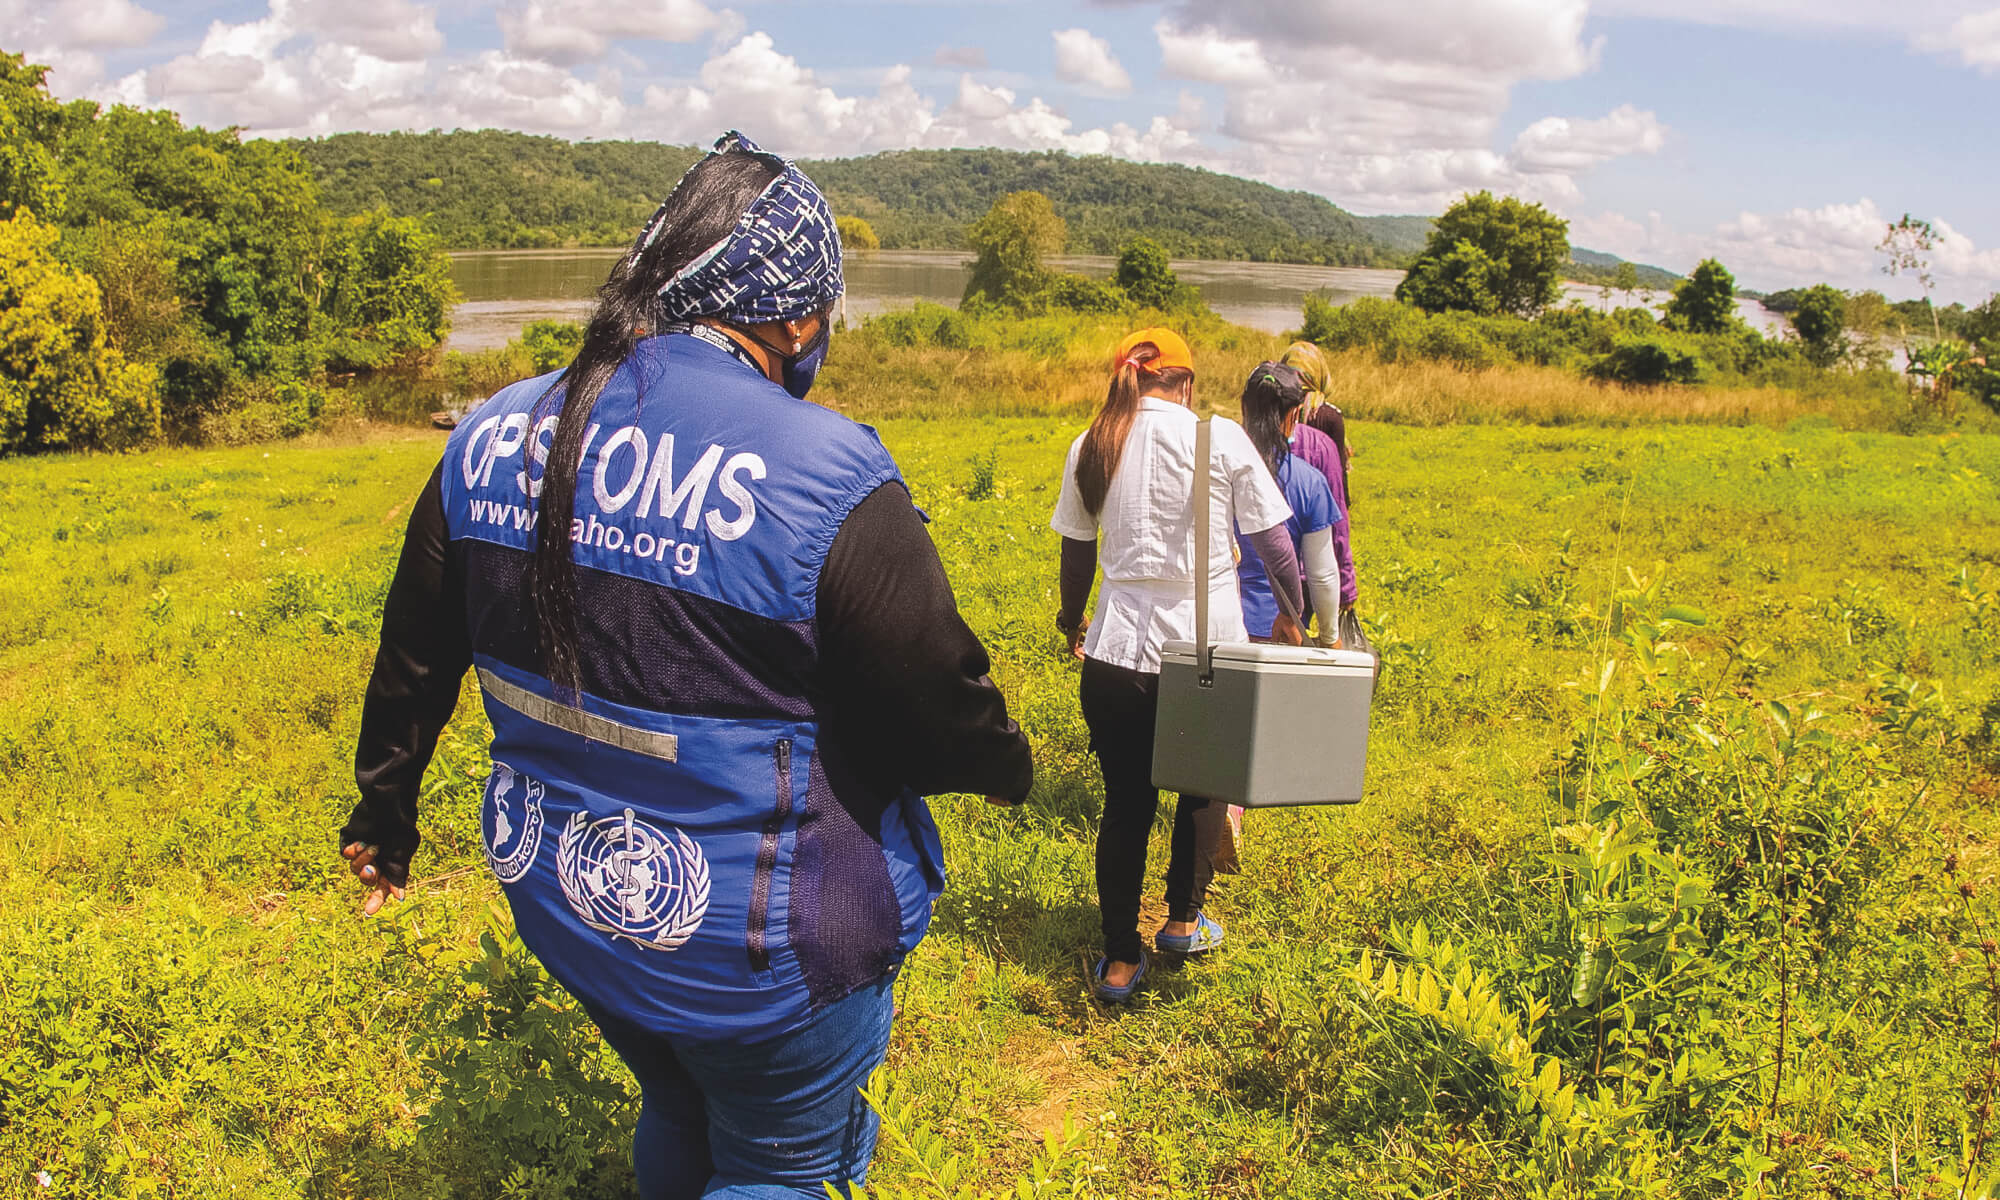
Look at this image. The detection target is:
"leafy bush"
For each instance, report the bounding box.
[0,210,160,452]
[837,214,881,252]
[1414,310,1503,370]
[521,319,585,373]
[1588,336,1706,386]
[405,909,639,1199]
[867,302,972,350]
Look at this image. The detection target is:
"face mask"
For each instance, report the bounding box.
[781,323,830,399]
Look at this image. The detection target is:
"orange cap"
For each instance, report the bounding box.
[1112,327,1194,376]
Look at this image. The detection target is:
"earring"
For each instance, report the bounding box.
[792,340,803,353]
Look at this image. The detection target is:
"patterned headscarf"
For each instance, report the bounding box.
[636,131,844,326]
[1280,341,1333,416]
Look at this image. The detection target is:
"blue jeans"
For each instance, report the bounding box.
[592,975,897,1199]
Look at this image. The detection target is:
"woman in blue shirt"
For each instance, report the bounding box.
[1234,362,1345,645]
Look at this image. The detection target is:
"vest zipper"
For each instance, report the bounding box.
[747,738,792,973]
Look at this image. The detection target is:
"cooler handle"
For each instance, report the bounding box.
[1190,416,1305,687]
[1194,417,1213,684]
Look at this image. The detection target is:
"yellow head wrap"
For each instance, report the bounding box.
[1280,341,1332,416]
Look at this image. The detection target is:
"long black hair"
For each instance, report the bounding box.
[1239,361,1306,479]
[528,147,784,696]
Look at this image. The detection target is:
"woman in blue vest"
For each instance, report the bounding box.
[337,132,1033,1199]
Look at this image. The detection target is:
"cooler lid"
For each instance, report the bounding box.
[1160,639,1375,669]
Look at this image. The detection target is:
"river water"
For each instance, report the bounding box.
[448,248,1789,351]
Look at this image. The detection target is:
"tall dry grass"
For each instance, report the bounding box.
[815,312,1984,433]
[1319,350,1924,428]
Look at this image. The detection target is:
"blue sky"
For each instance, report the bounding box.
[8,0,1998,300]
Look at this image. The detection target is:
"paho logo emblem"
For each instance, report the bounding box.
[558,808,711,952]
[482,762,546,884]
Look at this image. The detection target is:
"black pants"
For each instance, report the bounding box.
[1080,656,1218,965]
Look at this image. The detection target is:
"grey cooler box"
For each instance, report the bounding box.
[1152,640,1376,807]
[1146,413,1376,808]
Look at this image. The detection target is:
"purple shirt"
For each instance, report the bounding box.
[1290,423,1356,607]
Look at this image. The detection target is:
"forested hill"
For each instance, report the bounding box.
[288,129,1674,281]
[800,149,1404,266]
[291,130,1408,265]
[295,131,705,249]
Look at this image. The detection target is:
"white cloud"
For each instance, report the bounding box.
[1511,104,1666,174]
[1571,198,2000,301]
[640,34,933,155]
[1,0,166,89]
[932,45,988,69]
[1162,0,1597,79]
[95,0,617,137]
[1137,0,1656,212]
[1051,28,1132,93]
[1598,0,1981,36]
[1,0,165,50]
[1915,7,2000,72]
[497,0,727,66]
[440,52,627,135]
[1155,20,1269,85]
[289,0,443,63]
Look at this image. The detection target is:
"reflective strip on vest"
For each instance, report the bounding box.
[478,668,680,763]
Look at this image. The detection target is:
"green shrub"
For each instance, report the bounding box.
[1588,336,1706,386]
[0,210,160,453]
[1301,295,1425,360]
[521,319,585,373]
[1413,311,1503,370]
[867,302,971,350]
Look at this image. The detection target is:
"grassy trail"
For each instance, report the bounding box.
[1,419,1997,1198]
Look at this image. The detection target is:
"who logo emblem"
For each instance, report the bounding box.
[482,762,546,884]
[558,808,711,952]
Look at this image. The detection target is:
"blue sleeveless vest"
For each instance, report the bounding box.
[439,333,945,1040]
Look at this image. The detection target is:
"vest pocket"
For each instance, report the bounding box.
[746,738,793,973]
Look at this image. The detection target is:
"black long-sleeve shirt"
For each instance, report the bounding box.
[341,463,1033,886]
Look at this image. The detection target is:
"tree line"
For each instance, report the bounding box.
[0,52,456,454]
[1343,190,2000,412]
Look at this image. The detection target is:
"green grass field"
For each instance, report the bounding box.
[2,416,1998,1198]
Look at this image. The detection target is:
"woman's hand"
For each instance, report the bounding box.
[1061,615,1089,660]
[1271,612,1305,646]
[341,842,406,916]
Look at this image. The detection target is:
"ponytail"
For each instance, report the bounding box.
[1074,345,1193,515]
[526,148,783,696]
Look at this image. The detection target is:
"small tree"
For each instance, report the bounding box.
[1114,237,1178,310]
[964,191,1066,308]
[0,211,160,452]
[1613,261,1640,308]
[1397,239,1502,317]
[1665,258,1737,334]
[0,53,66,222]
[1395,191,1568,318]
[323,209,458,369]
[1878,214,1941,342]
[1842,290,1892,370]
[1789,284,1847,368]
[836,215,879,252]
[521,320,584,374]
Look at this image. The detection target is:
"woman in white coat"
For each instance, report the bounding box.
[1050,327,1305,1002]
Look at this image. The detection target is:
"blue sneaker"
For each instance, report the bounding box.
[1155,913,1225,954]
[1092,951,1148,1003]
